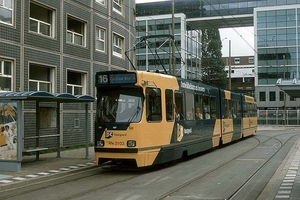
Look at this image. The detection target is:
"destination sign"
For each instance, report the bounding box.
[180,81,205,92]
[97,73,137,85]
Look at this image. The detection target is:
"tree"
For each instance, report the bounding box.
[201,28,228,89]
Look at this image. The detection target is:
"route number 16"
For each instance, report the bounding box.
[98,75,108,84]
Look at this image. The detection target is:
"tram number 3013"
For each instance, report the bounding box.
[107,141,125,146]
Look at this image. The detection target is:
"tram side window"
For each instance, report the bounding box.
[203,96,211,119]
[222,99,232,119]
[146,88,162,122]
[210,96,216,119]
[231,100,238,118]
[195,94,203,120]
[243,102,248,117]
[245,103,257,117]
[243,102,252,117]
[185,92,194,120]
[165,89,174,121]
[237,100,241,118]
[175,92,184,120]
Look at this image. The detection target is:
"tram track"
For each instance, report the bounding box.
[157,131,299,200]
[227,133,298,200]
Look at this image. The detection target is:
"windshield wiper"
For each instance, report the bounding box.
[99,99,116,122]
[127,106,141,125]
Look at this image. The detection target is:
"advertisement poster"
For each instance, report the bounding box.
[0,102,17,161]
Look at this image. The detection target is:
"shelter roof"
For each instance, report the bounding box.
[0,91,95,102]
[276,79,300,98]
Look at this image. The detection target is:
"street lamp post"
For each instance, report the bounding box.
[229,40,231,90]
[283,55,286,126]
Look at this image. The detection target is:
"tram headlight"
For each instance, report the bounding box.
[97,140,105,147]
[127,140,136,147]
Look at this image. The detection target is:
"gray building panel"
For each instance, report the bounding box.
[62,112,87,146]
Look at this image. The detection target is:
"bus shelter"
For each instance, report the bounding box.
[0,91,95,172]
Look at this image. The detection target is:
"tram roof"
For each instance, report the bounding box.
[0,91,95,102]
[276,79,300,98]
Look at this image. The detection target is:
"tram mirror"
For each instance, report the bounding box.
[151,88,160,97]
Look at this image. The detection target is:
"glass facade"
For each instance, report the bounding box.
[136,14,201,79]
[256,6,299,85]
[137,0,300,19]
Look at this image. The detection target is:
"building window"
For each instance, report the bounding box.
[279,91,284,101]
[0,0,13,25]
[248,57,254,64]
[113,33,124,58]
[67,16,86,46]
[113,0,122,14]
[259,91,266,101]
[290,96,296,101]
[269,91,276,101]
[95,0,105,5]
[96,27,105,52]
[30,2,55,37]
[29,64,54,92]
[67,70,86,95]
[234,58,240,64]
[0,59,12,92]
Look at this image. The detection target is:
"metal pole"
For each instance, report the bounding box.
[229,40,231,90]
[169,25,172,75]
[85,103,89,159]
[283,55,286,126]
[172,0,175,76]
[57,102,61,158]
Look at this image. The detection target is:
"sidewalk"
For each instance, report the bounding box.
[0,147,96,190]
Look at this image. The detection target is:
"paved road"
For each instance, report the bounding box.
[0,128,299,199]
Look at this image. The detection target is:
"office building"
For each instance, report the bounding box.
[136,14,201,79]
[0,0,135,148]
[222,56,255,97]
[137,1,300,124]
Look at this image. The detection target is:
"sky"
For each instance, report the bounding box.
[135,0,255,57]
[219,27,255,57]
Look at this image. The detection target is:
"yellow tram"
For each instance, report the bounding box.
[94,70,257,168]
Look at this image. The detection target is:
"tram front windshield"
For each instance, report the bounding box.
[97,88,143,123]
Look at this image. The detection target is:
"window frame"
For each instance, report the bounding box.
[0,0,14,26]
[234,58,240,64]
[113,33,124,58]
[29,63,55,92]
[67,15,86,47]
[95,26,105,52]
[29,2,55,37]
[66,69,87,95]
[95,0,105,6]
[269,91,276,101]
[0,59,13,92]
[259,91,266,102]
[113,0,123,15]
